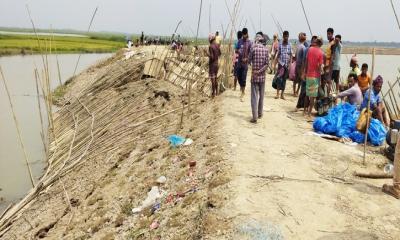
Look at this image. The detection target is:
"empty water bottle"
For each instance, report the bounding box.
[384,163,394,175]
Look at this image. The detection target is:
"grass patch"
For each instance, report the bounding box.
[0,33,124,56]
[52,84,68,105]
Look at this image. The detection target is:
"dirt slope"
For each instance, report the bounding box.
[0,51,228,240]
[215,75,400,240]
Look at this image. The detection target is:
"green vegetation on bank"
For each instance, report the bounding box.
[0,33,125,56]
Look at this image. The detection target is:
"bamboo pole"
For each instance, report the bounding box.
[34,69,48,158]
[271,14,283,37]
[363,48,375,165]
[249,16,257,33]
[51,26,63,86]
[259,0,262,30]
[72,6,99,77]
[189,0,203,114]
[388,81,400,115]
[387,85,399,117]
[0,66,35,187]
[209,3,212,34]
[299,0,313,36]
[390,0,400,31]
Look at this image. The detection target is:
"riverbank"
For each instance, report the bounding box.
[0,34,124,56]
[1,45,398,239]
[342,46,400,55]
[0,47,230,239]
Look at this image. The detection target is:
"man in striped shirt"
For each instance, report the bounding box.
[249,32,269,123]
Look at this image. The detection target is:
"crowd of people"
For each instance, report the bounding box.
[126,31,190,49]
[207,27,390,127]
[206,27,399,199]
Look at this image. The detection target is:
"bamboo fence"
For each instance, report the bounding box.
[0,45,215,236]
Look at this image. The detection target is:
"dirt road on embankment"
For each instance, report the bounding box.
[209,74,400,239]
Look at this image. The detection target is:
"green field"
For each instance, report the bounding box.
[0,33,125,56]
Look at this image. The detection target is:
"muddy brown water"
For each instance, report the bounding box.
[0,53,111,212]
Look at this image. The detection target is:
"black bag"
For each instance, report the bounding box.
[272,74,278,89]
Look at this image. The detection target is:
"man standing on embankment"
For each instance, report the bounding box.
[208,34,221,98]
[236,28,252,102]
[249,32,269,123]
[274,30,292,100]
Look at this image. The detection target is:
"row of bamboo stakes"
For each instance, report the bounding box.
[0,20,225,235]
[382,76,400,120]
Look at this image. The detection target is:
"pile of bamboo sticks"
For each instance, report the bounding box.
[0,44,215,236]
[382,74,400,120]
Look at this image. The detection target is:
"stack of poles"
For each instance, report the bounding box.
[222,0,241,91]
[383,0,400,121]
[383,77,400,120]
[363,48,376,165]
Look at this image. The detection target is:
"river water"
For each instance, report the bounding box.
[339,54,400,90]
[0,53,111,212]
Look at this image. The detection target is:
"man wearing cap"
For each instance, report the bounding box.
[361,75,389,126]
[249,32,269,123]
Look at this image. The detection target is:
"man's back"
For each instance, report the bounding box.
[250,43,269,71]
[306,46,324,78]
[296,43,306,68]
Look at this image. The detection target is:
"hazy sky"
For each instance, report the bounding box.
[1,0,400,42]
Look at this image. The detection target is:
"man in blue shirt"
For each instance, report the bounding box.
[236,28,252,102]
[361,75,389,126]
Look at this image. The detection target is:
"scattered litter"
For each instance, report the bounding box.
[167,135,193,147]
[236,219,284,240]
[150,219,160,230]
[124,50,136,60]
[343,141,358,146]
[124,50,146,60]
[151,202,161,214]
[132,186,165,214]
[171,156,180,164]
[154,90,170,101]
[384,163,394,174]
[156,176,167,184]
[189,160,196,167]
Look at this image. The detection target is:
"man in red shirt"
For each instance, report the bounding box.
[304,36,324,117]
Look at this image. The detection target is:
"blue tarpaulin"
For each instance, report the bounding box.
[313,103,386,146]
